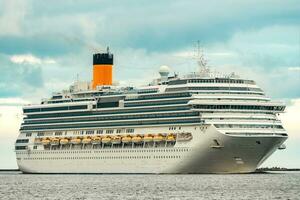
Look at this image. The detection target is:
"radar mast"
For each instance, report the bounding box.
[194,41,210,77]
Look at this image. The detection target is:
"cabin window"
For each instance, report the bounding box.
[116,129,122,134]
[25,133,32,137]
[106,129,114,134]
[55,131,63,136]
[15,146,27,150]
[37,132,44,136]
[16,139,29,143]
[86,130,94,135]
[126,129,134,133]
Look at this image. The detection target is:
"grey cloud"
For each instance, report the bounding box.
[1,0,300,56]
[0,55,44,98]
[0,0,299,100]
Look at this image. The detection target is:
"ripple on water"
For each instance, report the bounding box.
[0,173,299,200]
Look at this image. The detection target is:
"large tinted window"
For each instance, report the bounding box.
[24,105,87,113]
[193,104,284,111]
[20,118,202,131]
[16,139,29,143]
[26,105,191,119]
[15,146,27,150]
[166,87,262,92]
[24,111,200,125]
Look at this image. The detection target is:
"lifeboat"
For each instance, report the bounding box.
[166,134,176,142]
[102,136,111,144]
[50,138,60,145]
[41,138,50,145]
[111,136,122,144]
[82,137,92,144]
[121,135,132,143]
[153,134,165,142]
[70,137,81,145]
[143,134,153,142]
[132,135,142,143]
[91,136,101,144]
[60,138,69,145]
[34,138,42,144]
[177,132,193,141]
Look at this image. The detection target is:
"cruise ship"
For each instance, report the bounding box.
[15,49,288,173]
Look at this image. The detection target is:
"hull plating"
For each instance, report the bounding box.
[16,126,287,174]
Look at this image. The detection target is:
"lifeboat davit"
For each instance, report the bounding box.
[153,134,165,142]
[102,136,111,144]
[112,136,122,144]
[143,134,153,142]
[50,138,60,145]
[82,137,92,144]
[132,135,142,143]
[60,138,69,145]
[121,135,132,143]
[166,134,176,142]
[42,138,50,145]
[70,138,81,145]
[91,136,101,144]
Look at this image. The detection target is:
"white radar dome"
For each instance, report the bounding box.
[159,65,170,77]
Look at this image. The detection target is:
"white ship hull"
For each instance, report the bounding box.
[16,125,287,174]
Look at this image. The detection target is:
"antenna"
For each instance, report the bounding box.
[194,40,210,77]
[76,73,79,83]
[61,35,104,53]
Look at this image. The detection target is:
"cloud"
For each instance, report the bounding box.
[0,0,299,56]
[280,99,300,136]
[0,54,44,98]
[262,98,300,167]
[0,2,299,101]
[0,35,81,57]
[100,0,300,51]
[0,0,27,36]
[10,54,56,65]
[0,98,30,106]
[0,105,22,169]
[0,105,22,139]
[288,67,300,71]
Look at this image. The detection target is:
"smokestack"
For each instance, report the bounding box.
[92,47,113,89]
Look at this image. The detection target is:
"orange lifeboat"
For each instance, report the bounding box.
[42,138,50,145]
[153,134,165,142]
[166,134,176,142]
[102,136,111,144]
[91,136,101,144]
[60,138,69,145]
[70,137,81,145]
[82,137,92,144]
[132,135,143,143]
[121,135,132,143]
[34,138,42,144]
[112,136,122,144]
[143,134,153,142]
[50,138,60,145]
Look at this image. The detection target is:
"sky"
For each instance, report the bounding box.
[0,0,299,169]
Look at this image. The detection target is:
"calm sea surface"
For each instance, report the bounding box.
[0,172,299,200]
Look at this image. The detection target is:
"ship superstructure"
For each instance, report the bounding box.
[15,49,287,173]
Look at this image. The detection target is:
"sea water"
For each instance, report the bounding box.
[0,172,299,200]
